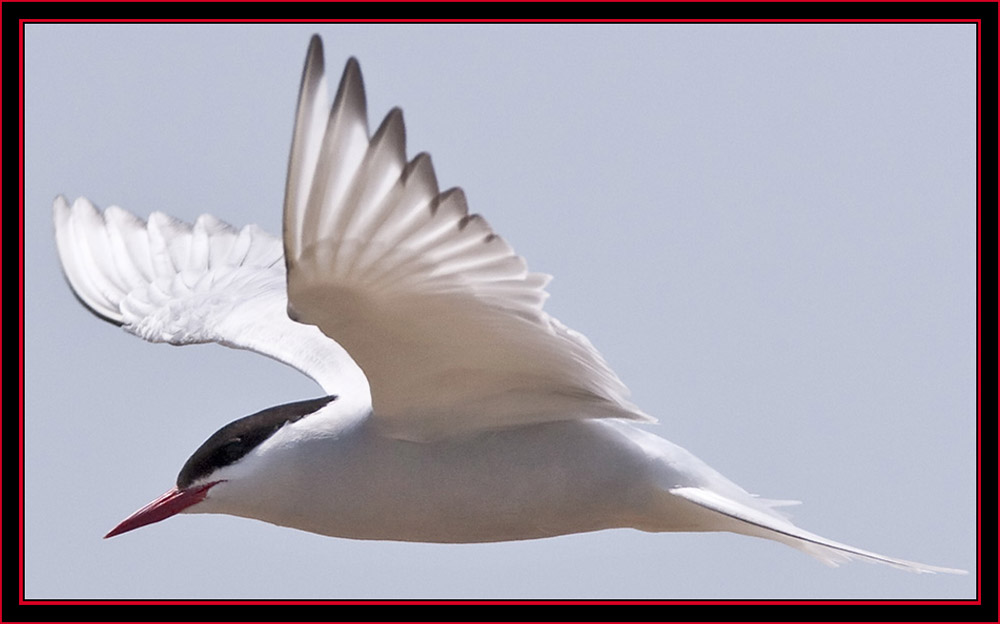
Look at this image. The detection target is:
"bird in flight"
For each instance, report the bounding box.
[53,35,964,575]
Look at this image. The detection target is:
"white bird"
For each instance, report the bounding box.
[53,35,964,575]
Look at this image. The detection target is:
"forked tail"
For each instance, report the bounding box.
[669,486,967,574]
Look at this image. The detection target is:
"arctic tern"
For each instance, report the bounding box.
[53,35,964,575]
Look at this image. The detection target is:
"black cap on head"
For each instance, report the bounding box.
[176,395,337,489]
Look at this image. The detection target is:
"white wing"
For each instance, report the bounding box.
[283,36,652,439]
[52,195,369,403]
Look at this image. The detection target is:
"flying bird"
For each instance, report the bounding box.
[53,35,964,574]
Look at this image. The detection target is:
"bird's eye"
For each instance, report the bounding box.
[219,437,244,462]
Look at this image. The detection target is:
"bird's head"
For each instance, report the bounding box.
[104,395,339,538]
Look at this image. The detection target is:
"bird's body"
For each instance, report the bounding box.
[207,415,643,543]
[52,35,964,575]
[194,413,723,544]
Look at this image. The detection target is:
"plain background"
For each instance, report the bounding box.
[23,23,977,600]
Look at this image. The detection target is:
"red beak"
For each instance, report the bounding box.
[104,481,222,538]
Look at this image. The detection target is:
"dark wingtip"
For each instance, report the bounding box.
[303,34,325,78]
[332,55,367,129]
[340,57,364,94]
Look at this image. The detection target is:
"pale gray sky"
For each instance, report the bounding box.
[24,23,976,600]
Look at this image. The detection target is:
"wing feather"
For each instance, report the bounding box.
[55,36,651,441]
[283,37,651,439]
[53,195,367,401]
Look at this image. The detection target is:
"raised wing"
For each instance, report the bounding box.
[283,36,652,440]
[53,195,369,402]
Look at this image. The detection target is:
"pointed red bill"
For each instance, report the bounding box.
[104,481,222,538]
